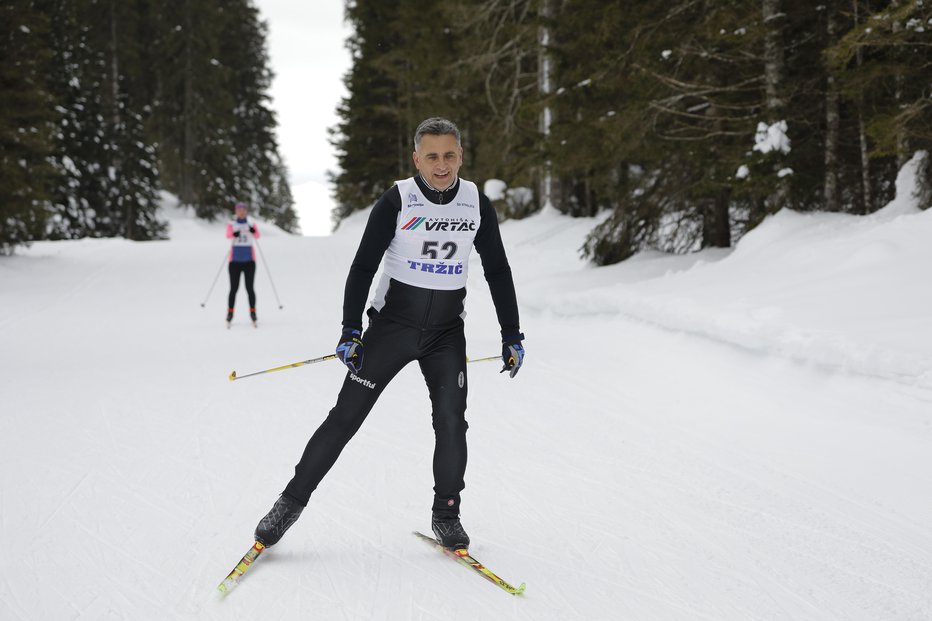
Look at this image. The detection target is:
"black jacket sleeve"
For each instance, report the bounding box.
[473,192,521,338]
[341,187,401,331]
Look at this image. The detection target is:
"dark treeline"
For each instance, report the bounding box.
[0,0,295,254]
[332,0,932,263]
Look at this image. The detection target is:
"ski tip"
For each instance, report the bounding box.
[229,371,237,381]
[217,577,237,595]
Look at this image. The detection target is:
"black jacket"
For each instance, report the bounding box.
[342,175,520,337]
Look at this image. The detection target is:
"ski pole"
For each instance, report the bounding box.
[253,236,283,309]
[200,248,230,307]
[229,353,337,381]
[466,355,501,363]
[230,352,500,382]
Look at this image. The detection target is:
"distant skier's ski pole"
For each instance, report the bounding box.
[253,237,283,309]
[229,353,337,381]
[200,248,230,307]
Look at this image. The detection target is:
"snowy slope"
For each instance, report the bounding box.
[2,177,932,620]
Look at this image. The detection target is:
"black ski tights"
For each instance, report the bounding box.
[283,314,468,516]
[228,261,256,310]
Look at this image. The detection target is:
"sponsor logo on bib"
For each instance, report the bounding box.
[405,261,464,275]
[400,216,476,232]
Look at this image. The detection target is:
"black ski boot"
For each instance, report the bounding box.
[431,512,470,549]
[254,495,304,547]
[249,308,257,325]
[226,308,234,322]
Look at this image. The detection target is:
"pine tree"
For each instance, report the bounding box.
[826,0,932,211]
[330,0,408,225]
[0,1,56,254]
[43,0,164,240]
[448,0,544,215]
[217,0,296,231]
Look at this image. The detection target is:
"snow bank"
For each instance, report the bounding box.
[516,159,932,387]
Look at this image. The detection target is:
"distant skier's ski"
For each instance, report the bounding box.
[413,531,526,595]
[217,541,265,595]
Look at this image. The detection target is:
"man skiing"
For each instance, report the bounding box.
[226,202,259,326]
[253,117,525,550]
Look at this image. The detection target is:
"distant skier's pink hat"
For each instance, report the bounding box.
[234,202,248,211]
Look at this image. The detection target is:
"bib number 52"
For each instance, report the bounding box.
[422,241,457,259]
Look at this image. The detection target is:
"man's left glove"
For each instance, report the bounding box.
[500,332,525,378]
[248,226,256,234]
[336,328,364,373]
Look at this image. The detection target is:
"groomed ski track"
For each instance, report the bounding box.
[2,202,931,620]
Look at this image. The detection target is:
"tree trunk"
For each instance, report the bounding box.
[181,0,195,205]
[853,0,871,213]
[762,0,785,114]
[702,189,731,248]
[823,6,840,212]
[890,0,910,168]
[109,0,134,237]
[762,0,789,209]
[538,0,553,209]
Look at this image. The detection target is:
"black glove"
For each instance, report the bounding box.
[336,328,364,373]
[233,230,241,237]
[249,226,256,234]
[500,332,525,378]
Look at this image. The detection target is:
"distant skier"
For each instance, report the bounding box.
[252,117,525,550]
[226,202,259,327]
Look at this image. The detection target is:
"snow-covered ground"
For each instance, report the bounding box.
[3,165,932,619]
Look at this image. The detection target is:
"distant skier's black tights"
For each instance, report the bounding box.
[283,313,468,517]
[228,261,256,309]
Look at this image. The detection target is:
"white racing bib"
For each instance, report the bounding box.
[230,220,253,247]
[380,177,481,290]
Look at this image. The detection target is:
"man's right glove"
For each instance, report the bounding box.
[500,332,525,378]
[336,328,364,374]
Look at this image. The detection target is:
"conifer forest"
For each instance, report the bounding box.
[3,1,931,262]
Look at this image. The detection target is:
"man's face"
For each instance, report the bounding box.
[412,133,463,190]
[235,206,247,219]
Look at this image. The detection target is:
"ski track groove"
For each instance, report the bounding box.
[0,584,31,621]
[38,473,90,534]
[74,520,177,586]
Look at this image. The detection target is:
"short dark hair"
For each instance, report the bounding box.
[414,117,461,150]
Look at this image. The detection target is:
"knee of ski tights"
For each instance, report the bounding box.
[431,413,468,436]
